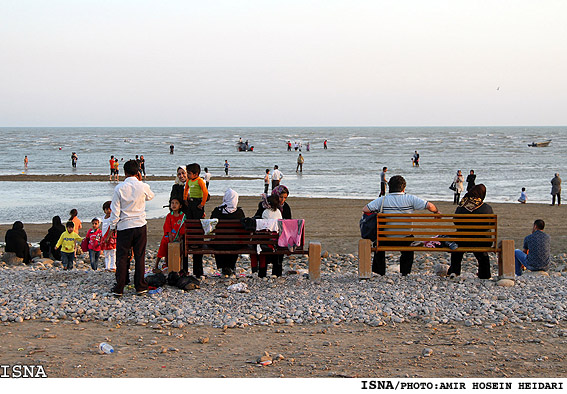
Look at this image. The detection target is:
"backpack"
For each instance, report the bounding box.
[359,213,377,240]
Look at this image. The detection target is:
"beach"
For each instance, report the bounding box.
[3,195,567,255]
[2,188,567,379]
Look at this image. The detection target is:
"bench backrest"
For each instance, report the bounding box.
[184,219,305,253]
[376,213,497,252]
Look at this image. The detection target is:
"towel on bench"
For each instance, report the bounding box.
[278,219,304,252]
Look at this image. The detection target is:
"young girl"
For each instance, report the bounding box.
[85,218,102,270]
[69,208,82,235]
[262,194,283,220]
[100,201,117,271]
[155,197,186,270]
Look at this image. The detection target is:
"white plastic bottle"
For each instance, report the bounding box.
[99,342,114,354]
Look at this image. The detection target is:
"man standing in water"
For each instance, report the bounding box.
[412,151,420,167]
[109,160,155,296]
[296,154,304,172]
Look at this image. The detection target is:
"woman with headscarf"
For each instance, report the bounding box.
[170,166,190,215]
[453,170,465,204]
[40,216,65,260]
[253,185,291,277]
[210,188,246,276]
[5,221,32,264]
[447,184,494,279]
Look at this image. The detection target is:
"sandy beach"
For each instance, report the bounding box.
[1,181,567,379]
[2,194,567,255]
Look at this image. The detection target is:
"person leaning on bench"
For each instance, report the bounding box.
[362,175,439,276]
[514,219,551,277]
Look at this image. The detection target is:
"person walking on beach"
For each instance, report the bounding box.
[363,175,440,276]
[224,160,230,176]
[296,153,304,172]
[203,167,211,189]
[379,167,388,197]
[514,219,551,276]
[453,170,464,204]
[109,160,155,296]
[466,170,476,192]
[271,165,283,191]
[264,169,270,194]
[24,156,28,170]
[84,218,102,270]
[55,221,83,270]
[551,173,561,206]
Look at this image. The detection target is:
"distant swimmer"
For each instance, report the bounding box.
[170,144,174,154]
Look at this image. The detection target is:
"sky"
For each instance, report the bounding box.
[1,0,566,127]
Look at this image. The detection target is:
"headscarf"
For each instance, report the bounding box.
[459,184,487,212]
[174,166,187,185]
[218,188,239,214]
[261,185,289,211]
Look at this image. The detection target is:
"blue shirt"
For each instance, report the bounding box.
[523,230,551,270]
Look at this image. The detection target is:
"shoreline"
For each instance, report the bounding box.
[1,196,567,255]
[0,174,259,182]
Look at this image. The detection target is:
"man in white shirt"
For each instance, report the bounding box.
[363,175,439,276]
[271,165,283,191]
[109,160,155,296]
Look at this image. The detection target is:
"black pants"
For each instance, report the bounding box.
[448,251,491,279]
[454,192,461,204]
[264,184,269,194]
[114,225,148,293]
[372,238,414,276]
[272,179,280,191]
[552,193,561,205]
[186,199,204,277]
[379,182,386,197]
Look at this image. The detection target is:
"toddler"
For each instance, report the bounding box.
[85,218,102,270]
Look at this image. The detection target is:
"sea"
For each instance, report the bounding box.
[0,127,564,224]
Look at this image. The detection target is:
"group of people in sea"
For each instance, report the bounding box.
[108,154,146,182]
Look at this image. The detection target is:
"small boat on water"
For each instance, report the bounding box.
[528,140,551,147]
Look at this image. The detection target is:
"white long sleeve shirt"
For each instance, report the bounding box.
[109,176,155,231]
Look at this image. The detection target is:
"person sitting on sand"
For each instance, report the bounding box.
[5,221,32,264]
[40,216,65,260]
[447,184,494,279]
[514,219,551,276]
[363,175,439,276]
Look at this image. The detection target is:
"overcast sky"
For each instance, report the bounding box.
[1,0,566,127]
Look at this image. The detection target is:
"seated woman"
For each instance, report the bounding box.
[5,221,32,264]
[40,216,65,260]
[447,184,494,279]
[170,166,189,215]
[210,188,246,276]
[252,185,291,277]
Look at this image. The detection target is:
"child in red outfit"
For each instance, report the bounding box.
[155,197,185,270]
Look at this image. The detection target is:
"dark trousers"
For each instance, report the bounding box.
[372,238,414,276]
[379,182,386,197]
[448,251,491,279]
[264,184,269,194]
[552,193,561,205]
[186,199,204,277]
[272,179,280,191]
[114,225,148,293]
[453,192,461,204]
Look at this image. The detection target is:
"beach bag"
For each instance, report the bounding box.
[449,182,457,191]
[360,213,377,240]
[176,275,200,291]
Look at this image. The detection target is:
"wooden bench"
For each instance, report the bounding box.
[358,213,515,280]
[167,219,322,281]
